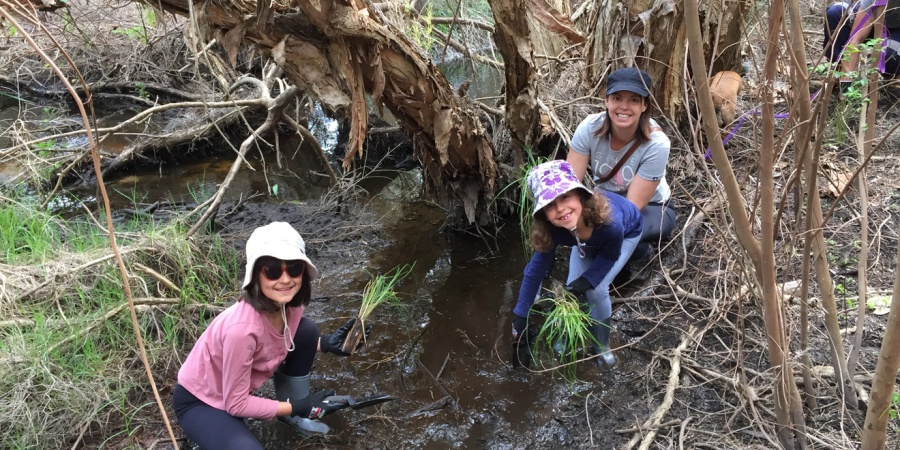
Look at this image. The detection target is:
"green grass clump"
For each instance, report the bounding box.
[533,288,597,384]
[341,263,414,354]
[0,200,60,264]
[359,263,414,326]
[0,191,239,449]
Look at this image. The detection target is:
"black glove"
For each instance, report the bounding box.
[288,388,341,419]
[565,277,593,299]
[511,314,535,369]
[320,318,371,356]
[512,315,528,338]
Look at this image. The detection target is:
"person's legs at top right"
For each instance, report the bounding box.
[884,37,900,76]
[825,3,854,64]
[630,202,676,263]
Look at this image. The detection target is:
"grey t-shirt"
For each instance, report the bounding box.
[570,112,671,204]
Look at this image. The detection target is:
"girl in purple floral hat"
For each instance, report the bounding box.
[511,160,642,369]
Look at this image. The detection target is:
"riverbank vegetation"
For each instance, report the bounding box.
[0,189,238,449]
[2,0,900,448]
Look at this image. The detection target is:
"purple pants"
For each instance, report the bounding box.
[825,3,900,75]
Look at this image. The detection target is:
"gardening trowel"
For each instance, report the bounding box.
[322,394,396,411]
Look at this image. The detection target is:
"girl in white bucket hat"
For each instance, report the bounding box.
[511,160,642,370]
[173,222,367,448]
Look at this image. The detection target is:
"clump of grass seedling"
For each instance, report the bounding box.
[533,286,597,384]
[342,263,414,354]
[489,148,547,254]
[0,200,60,264]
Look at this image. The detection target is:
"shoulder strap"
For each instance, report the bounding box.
[596,140,640,184]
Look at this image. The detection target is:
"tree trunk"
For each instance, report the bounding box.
[860,247,900,449]
[577,0,745,119]
[118,0,499,224]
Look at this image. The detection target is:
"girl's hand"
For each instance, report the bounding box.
[565,277,593,299]
[320,318,371,356]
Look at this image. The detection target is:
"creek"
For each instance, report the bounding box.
[1,60,638,449]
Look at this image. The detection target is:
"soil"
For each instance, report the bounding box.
[155,106,899,449]
[5,6,899,447]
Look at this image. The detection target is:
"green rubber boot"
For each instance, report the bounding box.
[273,370,330,435]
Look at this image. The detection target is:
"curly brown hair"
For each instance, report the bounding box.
[530,190,612,252]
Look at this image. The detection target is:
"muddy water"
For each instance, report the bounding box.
[4,64,619,448]
[64,151,616,448]
[242,174,617,449]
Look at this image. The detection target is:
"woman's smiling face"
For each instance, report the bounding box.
[606,91,648,130]
[257,257,304,305]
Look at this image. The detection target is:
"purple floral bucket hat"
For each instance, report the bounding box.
[526,160,591,216]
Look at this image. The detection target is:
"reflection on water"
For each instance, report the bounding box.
[438,58,504,101]
[70,132,334,212]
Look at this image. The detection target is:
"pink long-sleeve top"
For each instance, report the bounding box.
[177,300,304,419]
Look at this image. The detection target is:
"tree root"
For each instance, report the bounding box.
[624,326,700,450]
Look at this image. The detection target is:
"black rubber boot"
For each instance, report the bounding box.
[592,318,617,367]
[273,370,330,435]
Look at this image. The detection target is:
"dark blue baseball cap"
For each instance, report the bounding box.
[606,67,652,97]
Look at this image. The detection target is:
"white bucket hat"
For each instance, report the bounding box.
[242,222,319,289]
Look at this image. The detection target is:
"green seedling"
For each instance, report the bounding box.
[533,288,597,384]
[343,263,414,354]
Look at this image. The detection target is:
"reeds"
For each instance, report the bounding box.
[341,263,414,354]
[490,148,547,254]
[533,287,597,384]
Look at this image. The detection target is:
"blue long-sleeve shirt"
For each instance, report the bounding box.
[513,192,642,318]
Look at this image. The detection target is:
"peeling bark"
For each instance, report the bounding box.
[579,0,745,119]
[119,0,498,224]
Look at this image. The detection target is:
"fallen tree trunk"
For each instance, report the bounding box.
[143,0,499,224]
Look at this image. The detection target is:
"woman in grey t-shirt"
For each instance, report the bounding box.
[566,67,676,266]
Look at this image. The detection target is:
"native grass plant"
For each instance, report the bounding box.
[531,285,598,384]
[0,192,239,449]
[342,263,414,354]
[492,148,548,255]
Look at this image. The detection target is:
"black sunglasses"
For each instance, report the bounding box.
[260,260,306,281]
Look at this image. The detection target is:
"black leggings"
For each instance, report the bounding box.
[173,318,320,449]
